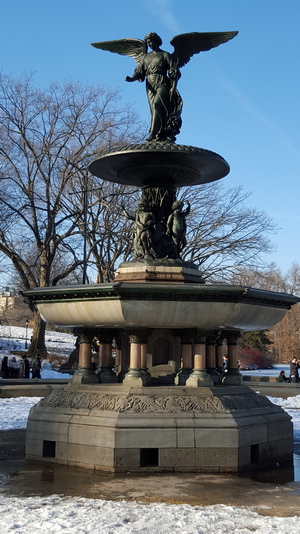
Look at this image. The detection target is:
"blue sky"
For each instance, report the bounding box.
[0,0,299,273]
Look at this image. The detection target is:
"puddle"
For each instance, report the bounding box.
[0,456,300,508]
[1,429,300,510]
[238,456,299,485]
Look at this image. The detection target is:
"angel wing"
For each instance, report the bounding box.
[91,38,147,66]
[170,31,238,68]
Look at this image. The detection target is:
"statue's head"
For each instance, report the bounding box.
[144,32,162,47]
[172,200,183,210]
[137,200,149,211]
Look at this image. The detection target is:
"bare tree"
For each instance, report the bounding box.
[179,183,277,280]
[230,263,300,361]
[67,175,139,283]
[0,73,142,355]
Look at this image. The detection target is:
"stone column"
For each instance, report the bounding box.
[140,329,152,385]
[72,329,98,384]
[115,332,130,383]
[186,331,214,387]
[215,335,225,375]
[97,329,118,383]
[206,332,220,385]
[115,347,121,375]
[175,331,194,385]
[123,330,149,386]
[222,330,242,385]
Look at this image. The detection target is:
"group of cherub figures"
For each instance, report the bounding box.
[122,197,190,260]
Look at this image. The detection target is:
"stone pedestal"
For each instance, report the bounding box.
[26,383,293,473]
[115,263,205,284]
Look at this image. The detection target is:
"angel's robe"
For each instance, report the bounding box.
[133,49,183,141]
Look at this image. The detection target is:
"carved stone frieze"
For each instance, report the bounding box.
[40,388,277,414]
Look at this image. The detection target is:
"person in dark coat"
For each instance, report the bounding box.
[1,356,10,378]
[23,355,30,379]
[289,357,300,383]
[9,356,20,378]
[278,370,291,383]
[31,355,42,379]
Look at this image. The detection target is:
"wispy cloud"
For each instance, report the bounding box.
[271,214,300,220]
[217,76,298,156]
[141,0,180,33]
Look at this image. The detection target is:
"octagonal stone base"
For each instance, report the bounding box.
[26,384,293,473]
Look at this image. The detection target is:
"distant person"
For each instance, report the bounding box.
[19,356,25,378]
[278,370,291,383]
[31,354,42,379]
[20,355,30,379]
[1,356,10,378]
[9,356,20,378]
[222,356,228,372]
[289,357,300,383]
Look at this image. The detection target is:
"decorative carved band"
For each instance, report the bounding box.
[40,388,276,414]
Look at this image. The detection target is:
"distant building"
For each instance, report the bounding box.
[0,287,16,321]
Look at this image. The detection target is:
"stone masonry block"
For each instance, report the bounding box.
[276,437,294,457]
[25,438,43,459]
[238,424,268,447]
[267,420,293,442]
[238,445,251,468]
[68,424,115,448]
[26,420,69,443]
[114,448,140,469]
[115,428,177,448]
[159,448,196,468]
[177,428,195,448]
[194,427,238,448]
[57,442,114,468]
[195,447,238,468]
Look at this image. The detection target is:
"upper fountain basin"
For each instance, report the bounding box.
[89,142,230,188]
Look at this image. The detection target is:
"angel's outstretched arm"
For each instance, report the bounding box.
[91,38,147,83]
[125,67,145,83]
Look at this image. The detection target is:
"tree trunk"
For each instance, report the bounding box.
[27,308,47,357]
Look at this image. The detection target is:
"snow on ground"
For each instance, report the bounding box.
[0,324,73,379]
[0,394,300,533]
[0,396,43,430]
[0,496,300,534]
[1,325,300,532]
[0,324,76,358]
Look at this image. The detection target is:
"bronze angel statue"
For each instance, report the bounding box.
[91,31,238,143]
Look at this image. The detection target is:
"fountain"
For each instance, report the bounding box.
[23,30,299,473]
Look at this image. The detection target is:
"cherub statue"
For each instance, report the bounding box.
[122,200,156,259]
[167,200,191,258]
[91,31,238,142]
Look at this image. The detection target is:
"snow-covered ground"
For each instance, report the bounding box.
[0,324,73,379]
[1,495,300,534]
[0,324,76,357]
[1,325,300,532]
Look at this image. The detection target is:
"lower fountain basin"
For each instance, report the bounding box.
[23,282,299,331]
